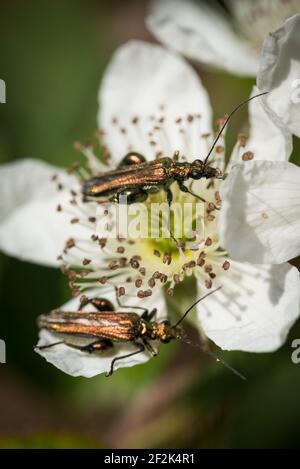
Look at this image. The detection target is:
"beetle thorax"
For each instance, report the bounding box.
[169,162,191,181]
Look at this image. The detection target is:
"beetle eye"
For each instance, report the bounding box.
[190,170,202,179]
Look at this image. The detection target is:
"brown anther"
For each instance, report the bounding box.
[51,174,58,182]
[173,274,181,284]
[57,255,63,261]
[175,117,182,124]
[205,279,212,289]
[139,267,146,276]
[71,190,77,197]
[70,199,77,206]
[117,287,125,297]
[67,270,77,281]
[215,191,221,203]
[183,260,196,270]
[207,202,216,212]
[80,295,88,306]
[88,217,96,223]
[109,260,119,270]
[163,252,172,265]
[99,276,108,284]
[130,259,140,269]
[70,218,79,224]
[99,238,107,248]
[216,145,224,153]
[56,204,62,212]
[205,237,212,247]
[238,133,247,147]
[148,278,156,288]
[153,249,161,258]
[153,271,161,279]
[222,260,230,271]
[79,270,89,278]
[167,288,174,296]
[83,258,91,266]
[207,214,215,221]
[242,151,254,161]
[132,116,139,124]
[204,264,213,273]
[137,290,145,298]
[209,273,216,279]
[116,246,125,254]
[120,127,127,134]
[135,278,143,288]
[65,238,75,250]
[187,114,194,122]
[57,183,63,191]
[91,234,98,241]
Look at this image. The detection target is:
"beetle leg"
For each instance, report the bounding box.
[142,308,157,321]
[79,297,115,312]
[114,286,149,315]
[115,189,148,204]
[172,150,180,162]
[143,339,158,356]
[70,339,113,354]
[117,152,146,168]
[164,187,184,252]
[35,341,64,351]
[178,182,206,203]
[106,342,145,377]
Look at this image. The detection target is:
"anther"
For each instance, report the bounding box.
[222,260,230,271]
[83,258,91,266]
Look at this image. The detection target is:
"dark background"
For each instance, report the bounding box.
[0,0,300,449]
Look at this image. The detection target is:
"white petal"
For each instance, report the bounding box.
[198,262,300,352]
[246,86,292,161]
[98,40,212,163]
[257,14,300,137]
[146,0,258,76]
[35,288,167,377]
[220,160,300,264]
[0,159,84,266]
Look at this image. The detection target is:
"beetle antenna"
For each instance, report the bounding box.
[203,91,268,166]
[173,285,222,328]
[179,334,246,380]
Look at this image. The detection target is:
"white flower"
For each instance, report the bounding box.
[220,160,300,265]
[257,13,300,137]
[220,14,300,263]
[1,41,299,377]
[146,0,299,77]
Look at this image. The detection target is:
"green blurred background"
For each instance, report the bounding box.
[0,0,300,449]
